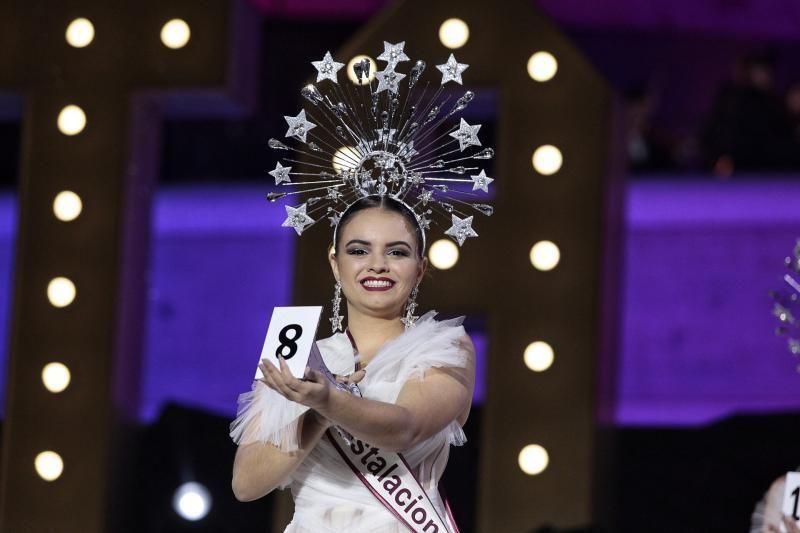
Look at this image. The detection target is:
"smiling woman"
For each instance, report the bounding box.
[229,39,492,533]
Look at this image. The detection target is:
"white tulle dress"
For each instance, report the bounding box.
[230,312,469,532]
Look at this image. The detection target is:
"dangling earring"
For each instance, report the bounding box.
[330,280,344,333]
[400,285,420,330]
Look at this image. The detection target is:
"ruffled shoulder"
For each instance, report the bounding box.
[229,332,355,452]
[361,311,469,403]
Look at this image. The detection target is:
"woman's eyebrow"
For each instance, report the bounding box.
[386,241,411,249]
[345,239,371,247]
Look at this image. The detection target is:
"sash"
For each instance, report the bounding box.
[306,331,459,533]
[326,427,458,533]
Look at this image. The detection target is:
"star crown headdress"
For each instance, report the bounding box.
[267,41,495,249]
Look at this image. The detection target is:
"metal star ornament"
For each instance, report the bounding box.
[281,204,315,235]
[449,118,482,151]
[375,67,406,94]
[284,109,316,143]
[445,214,478,246]
[436,54,469,85]
[470,169,493,192]
[269,162,292,185]
[311,51,345,83]
[377,41,410,67]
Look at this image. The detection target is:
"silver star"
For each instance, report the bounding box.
[330,313,344,332]
[449,118,482,151]
[311,51,345,83]
[284,109,317,143]
[418,214,431,230]
[375,67,406,94]
[436,54,469,85]
[269,162,292,185]
[470,169,493,192]
[326,187,343,201]
[328,212,341,227]
[418,189,434,206]
[282,204,315,235]
[445,214,478,246]
[377,41,410,67]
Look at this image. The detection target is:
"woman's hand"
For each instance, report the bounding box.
[258,356,331,410]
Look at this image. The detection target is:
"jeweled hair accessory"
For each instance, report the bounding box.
[266,41,495,248]
[770,239,800,367]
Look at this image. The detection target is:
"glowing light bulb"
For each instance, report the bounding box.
[518,444,549,475]
[346,55,377,84]
[529,241,560,271]
[527,52,558,82]
[57,105,86,136]
[524,341,554,372]
[35,451,64,481]
[161,19,191,49]
[173,482,212,521]
[532,145,562,175]
[439,18,469,49]
[429,239,459,270]
[47,277,76,307]
[332,146,360,173]
[42,362,71,393]
[53,191,83,221]
[65,18,95,48]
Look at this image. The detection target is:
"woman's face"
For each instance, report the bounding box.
[330,207,426,320]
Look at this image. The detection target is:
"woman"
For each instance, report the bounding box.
[230,195,476,532]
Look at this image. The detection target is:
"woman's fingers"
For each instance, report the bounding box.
[349,369,367,384]
[261,358,300,399]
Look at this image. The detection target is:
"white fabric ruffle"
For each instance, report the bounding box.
[229,311,469,454]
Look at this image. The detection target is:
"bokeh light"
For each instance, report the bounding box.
[429,239,460,270]
[47,277,76,308]
[35,451,64,481]
[529,241,561,271]
[173,482,212,521]
[531,145,563,175]
[332,146,361,173]
[439,18,469,49]
[161,19,191,49]
[65,18,95,48]
[524,341,554,372]
[42,362,71,393]
[346,55,377,84]
[527,51,558,82]
[53,191,83,222]
[57,105,86,136]
[518,444,549,475]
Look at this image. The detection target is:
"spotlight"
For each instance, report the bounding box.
[532,145,562,175]
[518,444,549,475]
[332,146,360,173]
[161,19,191,49]
[439,18,469,49]
[429,239,460,270]
[47,277,76,308]
[65,18,95,48]
[173,482,212,521]
[57,105,86,136]
[53,190,83,222]
[529,241,560,271]
[524,341,554,372]
[527,52,558,82]
[346,55,377,84]
[42,362,71,393]
[35,451,64,481]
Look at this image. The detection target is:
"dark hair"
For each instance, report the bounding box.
[333,195,425,258]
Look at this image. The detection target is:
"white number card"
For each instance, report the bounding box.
[782,472,800,531]
[255,306,323,379]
